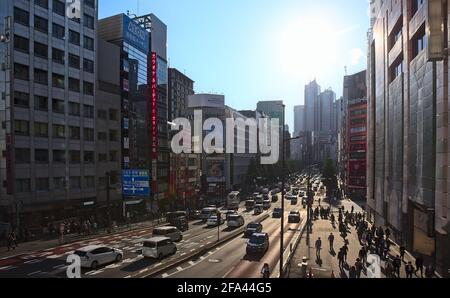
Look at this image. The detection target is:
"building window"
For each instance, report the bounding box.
[84,14,94,30]
[53,150,66,163]
[412,25,427,58]
[391,59,403,82]
[34,15,48,33]
[14,35,29,53]
[14,120,29,136]
[350,126,367,134]
[69,102,80,116]
[69,126,80,140]
[34,68,48,85]
[15,179,31,193]
[83,104,94,118]
[70,150,81,164]
[15,148,30,164]
[68,54,80,69]
[412,0,424,16]
[52,73,65,89]
[14,91,29,108]
[109,109,118,121]
[69,78,80,92]
[109,130,118,142]
[34,122,48,137]
[35,0,49,9]
[52,23,65,39]
[52,98,65,113]
[84,128,94,141]
[14,7,29,27]
[97,109,107,119]
[109,151,117,162]
[84,36,94,51]
[53,124,65,138]
[85,176,95,188]
[36,178,49,191]
[54,177,66,190]
[53,0,65,17]
[35,149,49,164]
[98,132,107,141]
[14,63,29,81]
[52,48,65,64]
[34,95,48,111]
[84,151,95,163]
[34,42,48,59]
[85,0,95,9]
[98,153,107,162]
[69,30,80,46]
[70,177,81,189]
[83,81,94,95]
[83,58,94,73]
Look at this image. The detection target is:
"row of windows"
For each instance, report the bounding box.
[15,148,96,164]
[14,8,95,50]
[14,176,96,193]
[14,120,95,140]
[14,63,94,94]
[97,109,119,121]
[97,130,119,142]
[14,92,94,114]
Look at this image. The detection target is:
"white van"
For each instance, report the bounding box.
[152,226,183,242]
[142,237,177,259]
[201,207,218,222]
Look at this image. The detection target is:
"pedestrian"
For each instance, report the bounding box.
[355,258,363,278]
[6,232,14,251]
[318,198,321,206]
[338,249,345,269]
[385,227,391,240]
[315,237,322,259]
[385,258,394,278]
[349,266,357,278]
[393,255,402,278]
[351,205,354,214]
[400,245,406,262]
[405,261,414,278]
[328,233,335,252]
[415,256,424,278]
[359,246,367,266]
[342,244,348,263]
[425,265,434,278]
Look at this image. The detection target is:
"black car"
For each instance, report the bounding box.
[272,208,283,218]
[246,233,269,255]
[244,222,263,237]
[271,195,279,202]
[288,210,301,223]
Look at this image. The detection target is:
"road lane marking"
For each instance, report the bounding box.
[124,275,132,278]
[139,269,148,274]
[0,265,17,271]
[27,270,42,276]
[47,254,63,259]
[24,259,43,264]
[189,261,195,265]
[176,267,183,271]
[190,249,196,252]
[180,253,186,256]
[53,264,66,269]
[184,234,191,237]
[207,236,213,239]
[162,273,169,278]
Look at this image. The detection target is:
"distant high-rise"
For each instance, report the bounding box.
[304,80,320,132]
[319,89,336,132]
[293,105,305,134]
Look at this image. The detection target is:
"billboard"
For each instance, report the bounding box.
[122,170,151,197]
[123,15,149,53]
[206,158,226,183]
[150,52,158,160]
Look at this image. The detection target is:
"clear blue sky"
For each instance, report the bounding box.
[99,0,369,129]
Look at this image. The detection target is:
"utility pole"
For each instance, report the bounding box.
[280,104,286,278]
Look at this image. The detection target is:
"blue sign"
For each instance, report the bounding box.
[123,15,149,53]
[122,169,151,197]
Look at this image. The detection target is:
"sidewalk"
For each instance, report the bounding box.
[285,196,430,278]
[0,218,166,259]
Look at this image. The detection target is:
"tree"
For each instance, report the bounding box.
[322,159,337,197]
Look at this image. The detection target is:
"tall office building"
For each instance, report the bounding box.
[98,12,169,214]
[293,105,304,134]
[304,80,320,132]
[319,88,336,132]
[367,0,450,277]
[0,0,99,229]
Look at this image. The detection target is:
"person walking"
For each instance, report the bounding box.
[415,255,424,278]
[405,262,414,278]
[359,246,367,266]
[342,244,349,263]
[355,258,363,278]
[315,237,322,259]
[393,255,402,278]
[338,249,345,270]
[400,245,406,262]
[328,233,335,252]
[349,266,357,278]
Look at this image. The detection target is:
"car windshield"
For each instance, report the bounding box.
[153,229,167,235]
[274,208,282,212]
[209,216,218,220]
[74,250,87,257]
[228,215,240,220]
[249,235,265,245]
[143,241,157,248]
[247,223,259,229]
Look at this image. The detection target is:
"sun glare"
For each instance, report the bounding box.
[278,18,339,80]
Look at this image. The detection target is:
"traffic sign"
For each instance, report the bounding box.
[122,170,151,197]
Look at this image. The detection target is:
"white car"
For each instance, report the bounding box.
[142,237,177,259]
[227,214,244,228]
[73,245,123,269]
[152,226,183,242]
[207,215,225,227]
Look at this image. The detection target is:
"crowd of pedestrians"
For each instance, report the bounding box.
[313,202,435,278]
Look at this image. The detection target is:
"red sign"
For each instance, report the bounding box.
[150,52,158,160]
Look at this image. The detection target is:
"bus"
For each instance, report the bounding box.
[227,191,241,210]
[165,211,189,231]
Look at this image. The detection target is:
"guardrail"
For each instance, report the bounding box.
[142,213,271,278]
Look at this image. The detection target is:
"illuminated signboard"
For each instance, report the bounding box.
[151,52,158,160]
[123,15,149,53]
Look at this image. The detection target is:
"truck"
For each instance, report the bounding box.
[227,191,241,210]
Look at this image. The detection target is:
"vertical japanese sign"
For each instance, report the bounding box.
[151,52,158,160]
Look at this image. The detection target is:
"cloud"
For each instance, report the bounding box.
[350,48,364,65]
